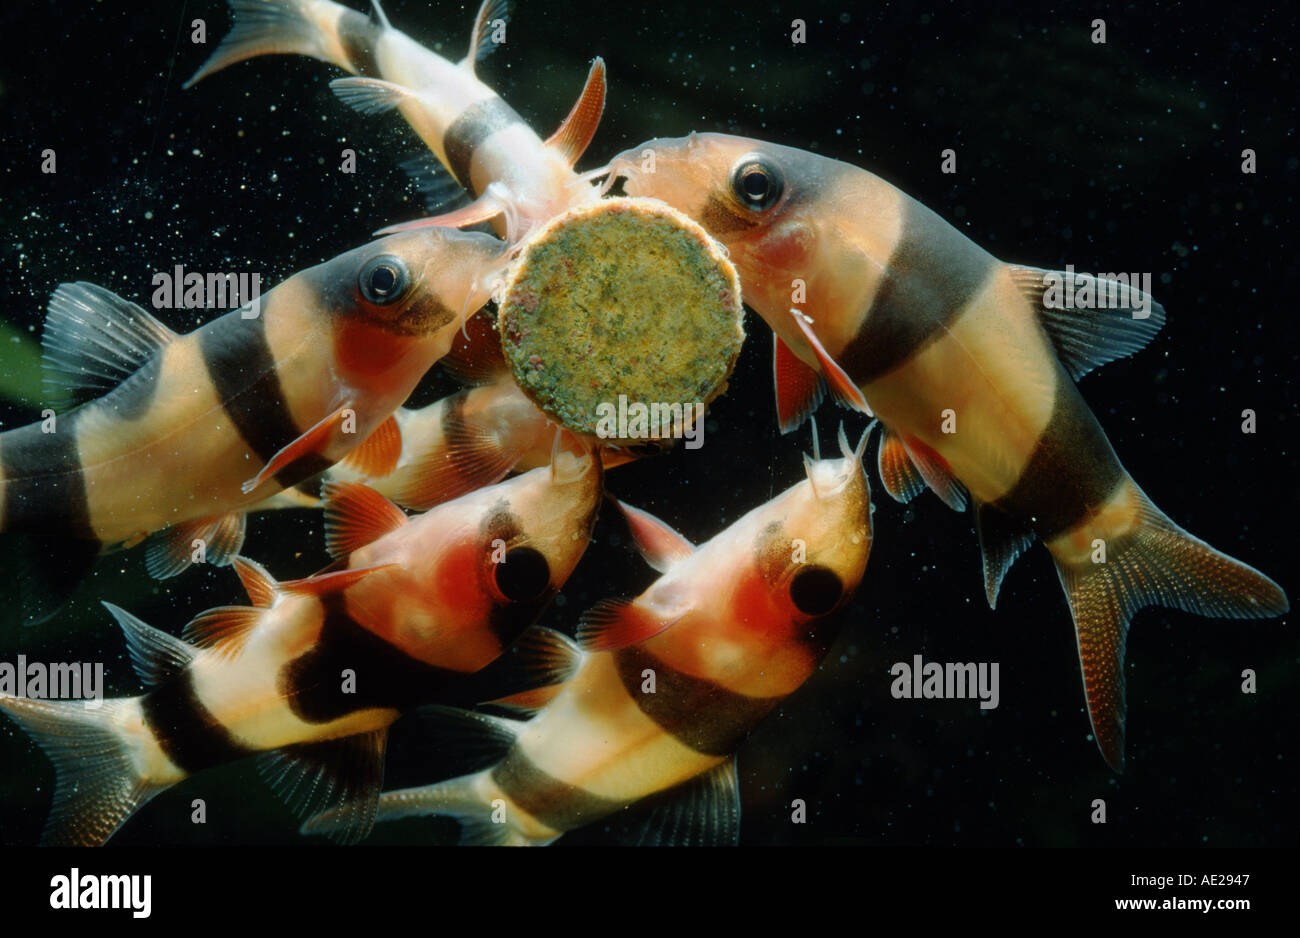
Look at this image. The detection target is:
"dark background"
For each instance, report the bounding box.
[0,0,1294,848]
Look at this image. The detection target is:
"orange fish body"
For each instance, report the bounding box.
[613,133,1288,769]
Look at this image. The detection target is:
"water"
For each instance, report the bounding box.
[0,0,1294,846]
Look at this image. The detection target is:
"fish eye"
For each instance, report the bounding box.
[789,565,843,616]
[494,546,551,602]
[359,255,409,305]
[731,154,784,211]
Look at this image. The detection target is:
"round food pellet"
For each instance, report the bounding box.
[499,197,744,446]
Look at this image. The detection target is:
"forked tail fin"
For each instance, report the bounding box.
[184,0,352,89]
[0,697,160,845]
[1050,484,1288,771]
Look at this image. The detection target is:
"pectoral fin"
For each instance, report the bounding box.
[773,335,826,434]
[240,403,354,495]
[787,308,872,417]
[258,729,389,846]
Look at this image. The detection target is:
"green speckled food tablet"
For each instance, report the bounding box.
[500,197,744,442]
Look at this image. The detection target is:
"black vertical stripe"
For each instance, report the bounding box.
[0,409,94,537]
[198,313,333,489]
[990,374,1126,540]
[490,749,623,833]
[613,645,780,756]
[337,9,382,76]
[141,670,254,774]
[443,98,526,191]
[836,196,996,385]
[280,592,461,723]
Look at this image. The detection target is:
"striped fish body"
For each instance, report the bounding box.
[0,228,502,621]
[341,437,872,845]
[313,379,555,510]
[0,447,602,845]
[615,132,1289,769]
[187,0,601,234]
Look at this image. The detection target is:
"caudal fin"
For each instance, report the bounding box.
[1051,485,1289,772]
[184,0,348,89]
[0,697,159,845]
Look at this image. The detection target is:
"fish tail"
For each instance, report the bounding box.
[1047,479,1288,772]
[0,696,163,845]
[184,0,357,89]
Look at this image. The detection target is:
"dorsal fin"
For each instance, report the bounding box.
[321,482,408,558]
[1007,264,1166,382]
[182,606,263,662]
[544,58,606,167]
[232,555,277,608]
[612,498,695,574]
[465,0,512,68]
[42,282,178,412]
[100,601,195,686]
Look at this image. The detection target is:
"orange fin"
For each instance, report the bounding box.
[545,58,606,167]
[280,562,400,597]
[322,482,408,558]
[577,598,683,652]
[876,427,926,504]
[339,415,403,478]
[144,511,247,580]
[374,195,502,235]
[1053,485,1288,772]
[902,436,968,512]
[241,403,353,495]
[773,334,826,434]
[232,555,277,608]
[787,308,872,417]
[182,605,263,662]
[612,498,695,574]
[390,394,526,511]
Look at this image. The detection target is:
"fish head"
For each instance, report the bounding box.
[310,228,506,339]
[357,439,603,670]
[611,133,866,356]
[744,424,873,638]
[479,438,606,604]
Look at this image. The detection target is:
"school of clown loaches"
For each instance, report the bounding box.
[0,0,1290,847]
